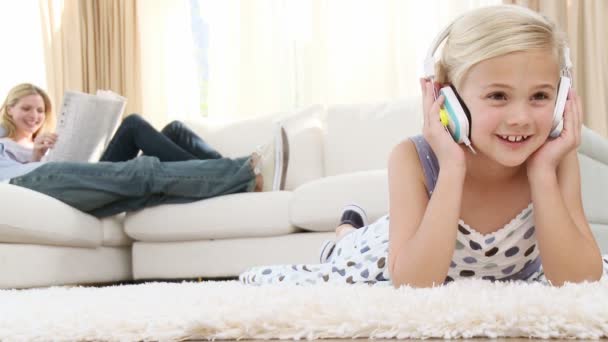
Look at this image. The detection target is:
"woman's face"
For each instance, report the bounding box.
[458,50,560,167]
[7,94,46,138]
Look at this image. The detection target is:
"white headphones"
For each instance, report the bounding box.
[423,22,573,152]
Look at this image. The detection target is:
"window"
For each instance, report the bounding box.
[0,0,47,99]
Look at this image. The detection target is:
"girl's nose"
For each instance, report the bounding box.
[505,102,531,126]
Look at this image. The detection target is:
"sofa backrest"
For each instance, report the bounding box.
[184,105,326,191]
[323,97,423,176]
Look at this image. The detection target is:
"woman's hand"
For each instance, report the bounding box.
[32,132,58,161]
[420,78,466,171]
[527,89,583,177]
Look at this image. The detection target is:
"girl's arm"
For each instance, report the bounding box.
[387,140,466,288]
[528,91,603,285]
[529,150,603,285]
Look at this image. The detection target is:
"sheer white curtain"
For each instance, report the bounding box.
[199,0,501,120]
[138,0,200,127]
[0,0,47,100]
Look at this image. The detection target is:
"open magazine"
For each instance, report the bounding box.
[43,90,127,162]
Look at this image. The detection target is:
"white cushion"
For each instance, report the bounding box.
[101,214,133,247]
[580,154,608,225]
[290,170,389,232]
[132,231,334,279]
[0,184,102,247]
[324,97,422,176]
[579,126,608,166]
[0,245,131,289]
[279,105,325,190]
[124,191,298,242]
[185,106,326,191]
[184,113,283,158]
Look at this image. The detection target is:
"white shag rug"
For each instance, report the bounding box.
[1,279,607,341]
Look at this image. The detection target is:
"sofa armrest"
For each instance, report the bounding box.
[578,126,608,165]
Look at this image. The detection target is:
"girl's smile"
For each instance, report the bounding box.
[459,50,560,167]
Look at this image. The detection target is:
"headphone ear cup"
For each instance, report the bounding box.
[439,86,471,144]
[549,76,571,138]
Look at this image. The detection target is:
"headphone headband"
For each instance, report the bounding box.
[423,23,452,79]
[423,22,572,80]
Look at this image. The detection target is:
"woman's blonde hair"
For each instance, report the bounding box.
[1,83,54,139]
[436,4,568,88]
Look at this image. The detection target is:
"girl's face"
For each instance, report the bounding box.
[459,50,560,167]
[7,94,46,139]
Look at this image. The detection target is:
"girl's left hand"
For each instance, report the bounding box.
[526,89,583,176]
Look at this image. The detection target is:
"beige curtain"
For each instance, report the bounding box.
[505,0,608,137]
[39,0,141,118]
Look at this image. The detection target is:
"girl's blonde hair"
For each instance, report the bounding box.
[1,83,54,139]
[436,5,568,88]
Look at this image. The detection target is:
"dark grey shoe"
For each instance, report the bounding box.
[339,204,368,228]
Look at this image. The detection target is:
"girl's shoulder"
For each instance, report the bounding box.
[392,136,438,197]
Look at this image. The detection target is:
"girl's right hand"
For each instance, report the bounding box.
[33,132,58,161]
[420,78,466,171]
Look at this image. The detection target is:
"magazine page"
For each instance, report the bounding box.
[43,90,126,162]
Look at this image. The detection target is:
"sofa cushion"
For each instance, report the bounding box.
[579,126,608,166]
[101,214,133,247]
[290,170,389,232]
[580,154,608,225]
[132,231,334,279]
[0,184,102,247]
[124,191,297,242]
[279,105,325,190]
[184,113,284,159]
[185,105,326,191]
[324,97,422,176]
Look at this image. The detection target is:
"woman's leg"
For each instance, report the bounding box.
[100,114,206,162]
[161,120,222,160]
[10,155,258,217]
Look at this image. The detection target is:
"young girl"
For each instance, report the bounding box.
[240,5,608,287]
[0,83,269,217]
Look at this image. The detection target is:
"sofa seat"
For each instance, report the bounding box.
[0,184,133,288]
[290,170,390,232]
[131,231,334,279]
[0,184,131,247]
[124,191,297,242]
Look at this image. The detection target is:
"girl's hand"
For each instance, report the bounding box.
[33,132,58,161]
[420,78,466,171]
[527,89,583,177]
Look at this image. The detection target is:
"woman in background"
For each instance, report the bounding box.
[0,83,267,217]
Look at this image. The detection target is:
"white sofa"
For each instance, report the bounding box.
[2,97,608,289]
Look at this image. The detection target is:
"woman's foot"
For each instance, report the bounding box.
[250,153,264,192]
[254,174,263,192]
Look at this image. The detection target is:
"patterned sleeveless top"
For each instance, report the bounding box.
[410,135,541,282]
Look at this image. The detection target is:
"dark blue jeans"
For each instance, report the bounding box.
[11,115,255,217]
[10,156,255,218]
[100,114,222,162]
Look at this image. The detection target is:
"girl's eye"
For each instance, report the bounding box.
[532,92,550,101]
[487,92,507,101]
